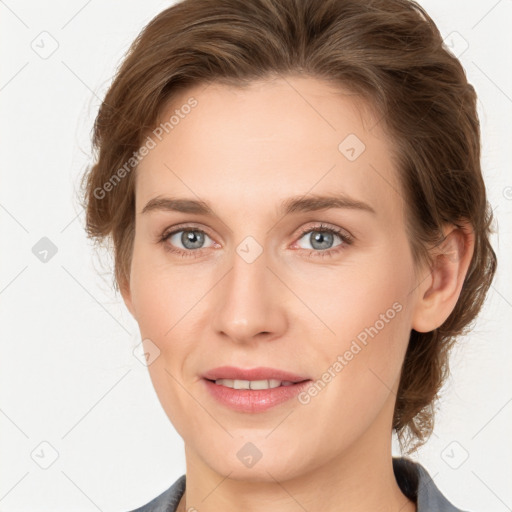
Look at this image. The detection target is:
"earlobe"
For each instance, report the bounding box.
[412,223,475,333]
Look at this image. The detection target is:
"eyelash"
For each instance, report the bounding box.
[158,223,354,260]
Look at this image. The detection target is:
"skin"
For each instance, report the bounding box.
[121,75,474,512]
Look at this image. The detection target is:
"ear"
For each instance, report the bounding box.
[412,221,475,333]
[119,276,136,319]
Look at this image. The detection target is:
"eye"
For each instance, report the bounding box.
[294,223,353,258]
[160,226,216,257]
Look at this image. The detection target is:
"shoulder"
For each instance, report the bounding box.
[127,474,186,512]
[393,457,471,512]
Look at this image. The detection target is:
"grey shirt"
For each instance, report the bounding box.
[128,457,468,512]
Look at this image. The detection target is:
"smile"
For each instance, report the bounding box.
[212,378,296,389]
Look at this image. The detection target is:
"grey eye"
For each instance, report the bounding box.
[297,230,342,251]
[169,230,212,250]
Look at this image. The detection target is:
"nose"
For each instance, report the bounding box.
[211,244,288,345]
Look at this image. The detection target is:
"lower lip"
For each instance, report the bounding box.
[203,378,312,413]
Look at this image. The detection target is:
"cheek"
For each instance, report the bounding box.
[292,240,415,401]
[129,249,206,438]
[128,244,214,401]
[287,238,415,340]
[129,241,209,339]
[290,273,414,451]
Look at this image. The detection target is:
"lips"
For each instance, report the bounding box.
[201,366,313,413]
[202,366,310,383]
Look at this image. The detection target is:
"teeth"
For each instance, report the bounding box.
[214,378,295,389]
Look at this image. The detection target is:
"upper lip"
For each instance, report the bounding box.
[202,366,310,383]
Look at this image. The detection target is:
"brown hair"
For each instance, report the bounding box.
[79,0,497,453]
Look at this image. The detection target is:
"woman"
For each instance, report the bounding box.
[80,0,496,510]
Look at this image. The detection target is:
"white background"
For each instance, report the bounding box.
[1,0,511,510]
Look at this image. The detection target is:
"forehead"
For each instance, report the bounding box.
[135,76,403,222]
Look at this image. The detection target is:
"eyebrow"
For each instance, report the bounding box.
[141,193,376,216]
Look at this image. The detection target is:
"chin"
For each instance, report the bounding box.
[190,432,318,483]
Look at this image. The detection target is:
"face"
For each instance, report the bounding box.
[122,76,423,482]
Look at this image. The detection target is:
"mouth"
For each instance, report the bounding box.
[201,366,312,413]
